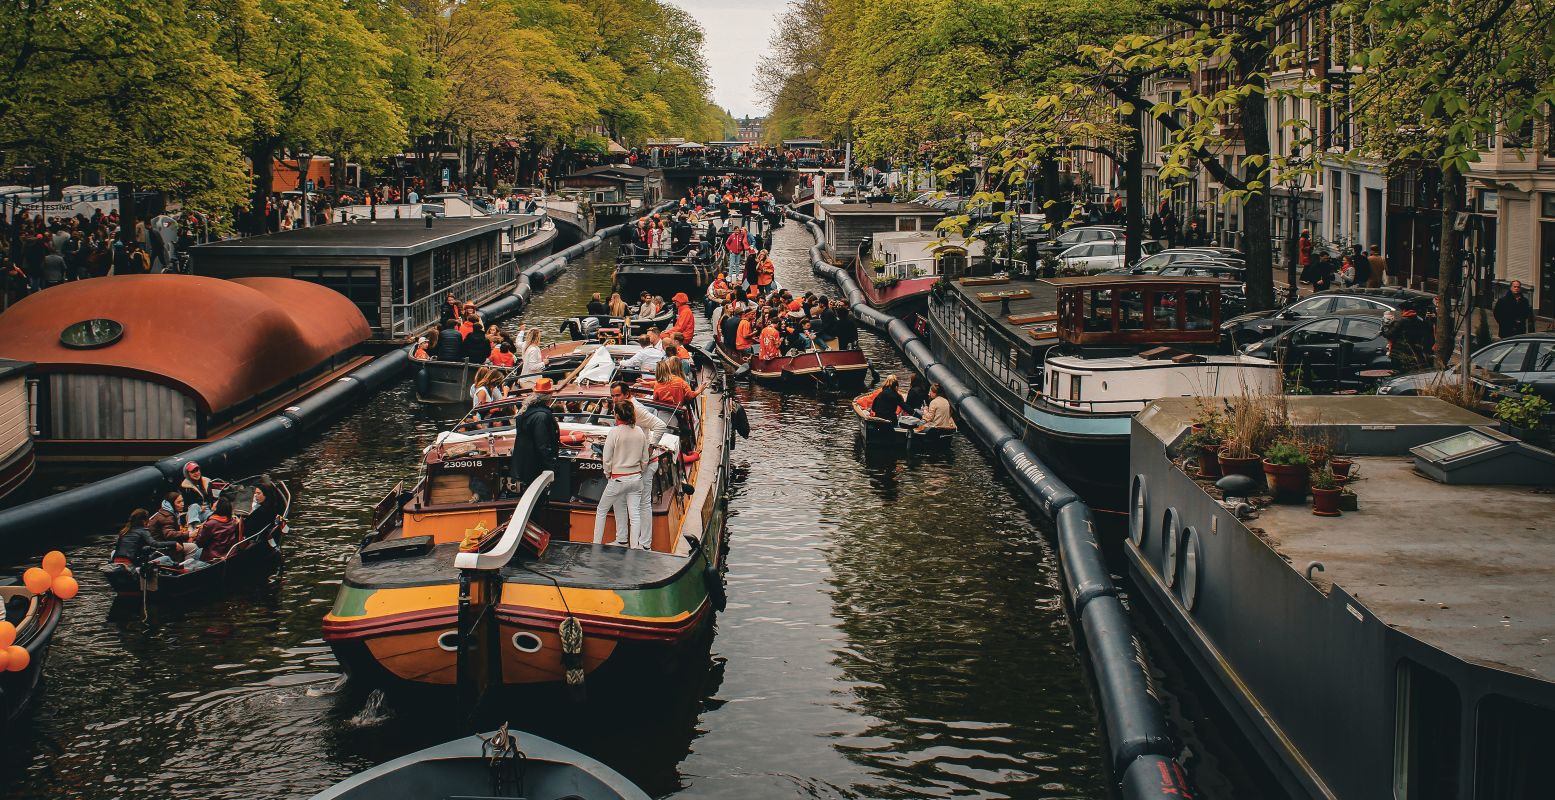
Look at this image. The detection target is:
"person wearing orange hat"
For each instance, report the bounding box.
[509,377,564,501]
[671,291,696,344]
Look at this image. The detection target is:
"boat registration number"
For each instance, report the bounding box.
[445,459,484,468]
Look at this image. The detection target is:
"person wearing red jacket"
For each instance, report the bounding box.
[725,226,751,276]
[193,497,244,563]
[670,292,696,343]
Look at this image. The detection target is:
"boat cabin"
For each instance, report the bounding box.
[1052,275,1225,346]
[866,230,984,281]
[817,200,944,263]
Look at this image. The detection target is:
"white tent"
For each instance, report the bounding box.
[676,141,706,149]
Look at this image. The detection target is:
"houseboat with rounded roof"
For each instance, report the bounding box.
[0,275,371,463]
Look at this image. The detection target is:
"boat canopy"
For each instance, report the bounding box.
[1049,275,1227,346]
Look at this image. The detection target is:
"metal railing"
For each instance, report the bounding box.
[390,258,518,336]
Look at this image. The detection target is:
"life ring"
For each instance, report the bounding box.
[560,431,587,445]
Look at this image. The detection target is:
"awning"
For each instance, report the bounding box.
[677,141,706,149]
[607,139,629,154]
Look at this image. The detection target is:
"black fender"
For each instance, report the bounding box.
[703,563,727,612]
[731,401,750,439]
[414,366,432,398]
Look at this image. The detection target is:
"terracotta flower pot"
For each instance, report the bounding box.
[1218,450,1263,483]
[1262,460,1310,504]
[1312,487,1343,517]
[1197,444,1223,479]
[1329,457,1354,479]
[1305,446,1329,468]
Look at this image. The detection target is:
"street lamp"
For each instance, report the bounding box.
[297,151,313,228]
[1283,144,1305,299]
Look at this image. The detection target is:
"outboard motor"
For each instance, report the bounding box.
[579,316,601,340]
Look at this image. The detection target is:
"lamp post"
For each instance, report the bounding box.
[1283,144,1305,300]
[297,151,313,228]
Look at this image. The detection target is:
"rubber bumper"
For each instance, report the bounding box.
[1120,755,1196,799]
[1082,595,1177,773]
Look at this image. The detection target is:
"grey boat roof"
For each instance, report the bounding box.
[1142,395,1555,680]
[193,215,540,258]
[942,277,1060,347]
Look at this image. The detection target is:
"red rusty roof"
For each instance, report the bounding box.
[0,275,369,414]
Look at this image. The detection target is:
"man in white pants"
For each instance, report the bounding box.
[594,399,647,546]
[611,381,666,550]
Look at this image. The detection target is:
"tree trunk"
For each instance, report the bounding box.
[1123,74,1145,267]
[116,181,138,247]
[1436,165,1461,368]
[1041,159,1063,228]
[1237,45,1276,311]
[247,138,277,236]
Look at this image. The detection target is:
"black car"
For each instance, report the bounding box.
[1243,309,1395,392]
[1377,333,1555,401]
[1221,286,1434,349]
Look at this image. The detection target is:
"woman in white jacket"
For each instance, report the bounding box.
[594,399,648,547]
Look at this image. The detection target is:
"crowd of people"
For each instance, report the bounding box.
[0,208,205,306]
[110,464,285,572]
[628,144,844,172]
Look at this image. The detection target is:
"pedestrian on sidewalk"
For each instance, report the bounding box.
[1493,280,1535,338]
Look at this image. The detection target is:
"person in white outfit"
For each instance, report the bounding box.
[594,399,648,547]
[611,381,666,549]
[520,327,544,375]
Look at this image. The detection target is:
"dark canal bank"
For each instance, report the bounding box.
[0,224,1113,799]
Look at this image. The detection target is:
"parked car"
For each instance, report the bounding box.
[1220,286,1434,349]
[973,215,1050,242]
[1242,309,1395,392]
[1030,225,1128,259]
[1055,239,1164,273]
[1377,333,1555,401]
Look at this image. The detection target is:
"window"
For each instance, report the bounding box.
[897,217,920,232]
[1472,343,1513,371]
[1393,661,1460,800]
[1068,373,1082,402]
[1291,296,1337,316]
[292,267,379,324]
[1183,289,1213,329]
[1118,290,1146,330]
[1084,288,1116,332]
[1330,297,1378,312]
[1531,341,1555,371]
[1290,317,1342,346]
[1489,341,1534,373]
[1339,318,1383,342]
[1150,290,1180,329]
[1474,695,1555,799]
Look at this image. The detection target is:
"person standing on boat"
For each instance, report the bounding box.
[510,378,563,501]
[610,381,666,548]
[758,315,782,360]
[595,399,648,548]
[726,226,751,277]
[671,292,696,344]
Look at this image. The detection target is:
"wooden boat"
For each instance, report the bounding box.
[322,344,741,688]
[559,304,675,342]
[413,341,588,407]
[852,389,955,449]
[100,476,291,600]
[0,568,64,728]
[716,340,870,389]
[309,725,649,800]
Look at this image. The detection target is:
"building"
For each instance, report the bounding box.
[192,215,553,340]
[737,116,765,144]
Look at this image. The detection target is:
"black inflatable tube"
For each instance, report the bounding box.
[1081,595,1177,772]
[0,465,168,538]
[787,206,1188,799]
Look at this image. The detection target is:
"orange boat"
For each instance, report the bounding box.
[322,344,742,687]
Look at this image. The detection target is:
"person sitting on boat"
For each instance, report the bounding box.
[619,329,665,376]
[191,497,244,563]
[520,327,544,375]
[706,274,731,318]
[439,293,462,326]
[586,292,607,316]
[757,315,782,360]
[461,321,492,363]
[180,461,215,526]
[487,342,516,368]
[671,292,696,344]
[905,373,930,414]
[607,292,628,317]
[638,292,662,320]
[653,358,702,406]
[870,375,924,427]
[920,383,956,431]
[112,508,185,569]
[509,378,563,501]
[595,399,648,548]
[435,318,464,361]
[243,479,284,539]
[411,336,431,361]
[147,493,201,562]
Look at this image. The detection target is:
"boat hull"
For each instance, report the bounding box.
[853,261,936,314]
[0,590,61,728]
[716,342,870,388]
[614,260,706,298]
[0,438,35,501]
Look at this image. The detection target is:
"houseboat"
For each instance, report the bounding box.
[1127,395,1555,800]
[0,360,35,500]
[815,199,943,267]
[926,275,1277,513]
[0,275,371,463]
[192,215,557,342]
[322,344,738,688]
[853,230,983,313]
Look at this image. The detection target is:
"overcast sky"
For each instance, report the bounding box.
[666,0,778,119]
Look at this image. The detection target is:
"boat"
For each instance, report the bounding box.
[100,476,291,600]
[309,724,649,800]
[613,251,714,298]
[851,389,955,450]
[0,359,36,500]
[1126,395,1555,800]
[559,304,676,342]
[0,564,65,729]
[852,231,983,314]
[322,343,741,688]
[926,274,1278,513]
[413,341,587,407]
[709,303,871,389]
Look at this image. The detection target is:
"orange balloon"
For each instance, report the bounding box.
[51,575,79,601]
[0,649,10,672]
[22,567,50,594]
[41,550,66,577]
[0,620,13,649]
[5,645,28,672]
[59,567,72,579]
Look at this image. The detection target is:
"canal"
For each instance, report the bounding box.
[0,222,1110,799]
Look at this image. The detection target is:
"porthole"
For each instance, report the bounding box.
[1129,475,1148,546]
[60,318,124,349]
[511,632,543,653]
[436,630,460,652]
[1162,508,1181,588]
[1180,526,1202,611]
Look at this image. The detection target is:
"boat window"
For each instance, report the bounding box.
[1117,290,1146,330]
[1392,660,1460,800]
[1474,695,1555,799]
[1068,372,1082,402]
[1084,289,1116,332]
[1150,290,1180,330]
[1183,289,1214,330]
[1049,368,1060,398]
[59,318,124,349]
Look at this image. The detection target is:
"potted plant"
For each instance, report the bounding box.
[1262,441,1312,503]
[1182,425,1223,479]
[1495,385,1553,449]
[1311,467,1342,517]
[1218,432,1263,482]
[870,258,887,274]
[1339,486,1359,512]
[1329,456,1354,479]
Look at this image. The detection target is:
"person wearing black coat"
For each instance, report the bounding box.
[833,306,859,351]
[904,374,930,414]
[509,384,566,501]
[672,217,693,255]
[111,509,181,566]
[461,322,491,362]
[1494,280,1535,338]
[435,321,464,361]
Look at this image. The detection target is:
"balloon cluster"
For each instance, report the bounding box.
[0,551,74,672]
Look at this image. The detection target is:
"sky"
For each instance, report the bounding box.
[665,0,778,119]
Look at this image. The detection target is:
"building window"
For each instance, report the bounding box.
[897,217,919,232]
[1540,193,1555,219]
[293,267,379,324]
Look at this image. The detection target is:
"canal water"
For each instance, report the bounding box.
[0,223,1111,799]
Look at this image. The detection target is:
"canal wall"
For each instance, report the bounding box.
[0,217,653,547]
[786,209,1193,800]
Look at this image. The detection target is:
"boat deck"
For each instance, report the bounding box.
[1258,457,1555,679]
[942,277,1059,344]
[345,540,691,592]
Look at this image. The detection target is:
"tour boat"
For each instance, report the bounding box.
[412,341,585,407]
[309,725,648,800]
[559,304,676,342]
[0,566,65,728]
[926,275,1278,512]
[716,341,870,389]
[851,389,955,449]
[322,344,740,688]
[100,476,291,600]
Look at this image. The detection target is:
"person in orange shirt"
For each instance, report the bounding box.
[755,250,775,293]
[758,316,781,360]
[735,310,756,354]
[652,358,704,406]
[487,342,516,367]
[670,291,696,343]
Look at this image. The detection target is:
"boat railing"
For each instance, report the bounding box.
[454,471,553,571]
[391,258,520,336]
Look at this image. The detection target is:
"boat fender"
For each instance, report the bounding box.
[922,365,972,404]
[558,616,586,687]
[703,564,727,612]
[1119,755,1196,800]
[901,339,939,372]
[1056,503,1115,613]
[731,403,750,439]
[1081,596,1177,773]
[954,399,1016,452]
[997,438,1080,519]
[680,451,701,466]
[414,366,432,398]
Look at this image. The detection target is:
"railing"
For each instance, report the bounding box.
[390,258,518,336]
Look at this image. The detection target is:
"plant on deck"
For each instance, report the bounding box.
[1262,441,1310,467]
[1495,385,1552,430]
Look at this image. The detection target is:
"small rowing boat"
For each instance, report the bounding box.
[852,390,955,450]
[0,558,68,729]
[309,724,649,800]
